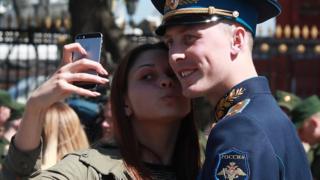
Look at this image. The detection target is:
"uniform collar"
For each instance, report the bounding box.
[214,76,270,121]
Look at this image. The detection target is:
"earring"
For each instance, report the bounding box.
[124,105,132,117]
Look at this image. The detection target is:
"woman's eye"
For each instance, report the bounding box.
[142,74,154,80]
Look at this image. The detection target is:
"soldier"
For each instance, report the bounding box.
[292,95,320,180]
[0,90,24,167]
[275,90,301,117]
[151,0,312,179]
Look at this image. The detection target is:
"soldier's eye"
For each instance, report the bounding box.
[184,34,197,45]
[164,38,173,48]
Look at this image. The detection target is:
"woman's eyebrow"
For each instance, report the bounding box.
[136,63,155,69]
[131,63,155,72]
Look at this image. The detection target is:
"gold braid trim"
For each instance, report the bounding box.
[163,6,239,21]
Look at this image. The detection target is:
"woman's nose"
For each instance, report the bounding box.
[160,76,173,88]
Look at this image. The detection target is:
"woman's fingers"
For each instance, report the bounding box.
[61,58,108,75]
[62,72,109,84]
[61,43,87,66]
[28,52,109,109]
[27,78,100,113]
[56,80,101,97]
[51,71,109,97]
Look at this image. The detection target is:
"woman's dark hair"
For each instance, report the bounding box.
[110,42,201,179]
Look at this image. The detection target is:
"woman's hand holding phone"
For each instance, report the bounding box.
[29,43,109,111]
[15,42,109,152]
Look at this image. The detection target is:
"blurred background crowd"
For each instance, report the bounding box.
[0,0,320,179]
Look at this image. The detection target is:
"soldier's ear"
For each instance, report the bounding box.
[309,116,320,128]
[230,25,246,56]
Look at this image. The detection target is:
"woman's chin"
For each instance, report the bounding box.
[182,86,206,98]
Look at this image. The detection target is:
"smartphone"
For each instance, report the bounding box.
[73,32,103,89]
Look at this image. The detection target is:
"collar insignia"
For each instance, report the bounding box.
[223,99,251,119]
[215,88,246,121]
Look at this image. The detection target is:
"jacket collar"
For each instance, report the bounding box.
[214,76,271,122]
[77,145,132,178]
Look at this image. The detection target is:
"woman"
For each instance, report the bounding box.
[41,102,89,169]
[2,42,201,179]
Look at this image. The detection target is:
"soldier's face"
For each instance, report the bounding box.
[125,49,190,125]
[0,106,11,126]
[298,116,320,145]
[164,23,234,98]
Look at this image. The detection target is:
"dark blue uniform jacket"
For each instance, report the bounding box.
[200,77,312,180]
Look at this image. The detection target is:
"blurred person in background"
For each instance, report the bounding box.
[0,118,21,170]
[0,90,24,168]
[292,95,320,180]
[2,42,201,180]
[99,100,114,144]
[0,106,10,135]
[67,98,101,143]
[41,102,89,169]
[0,90,24,137]
[67,97,114,144]
[275,90,302,117]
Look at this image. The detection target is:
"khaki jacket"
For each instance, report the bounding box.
[1,141,133,180]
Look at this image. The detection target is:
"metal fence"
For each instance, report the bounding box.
[253,37,320,97]
[0,28,160,102]
[0,28,69,102]
[1,28,320,103]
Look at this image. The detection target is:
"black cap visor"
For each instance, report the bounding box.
[155,14,222,36]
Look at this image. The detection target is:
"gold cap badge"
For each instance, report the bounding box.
[166,0,180,10]
[284,95,291,102]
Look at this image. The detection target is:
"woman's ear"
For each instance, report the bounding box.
[231,25,246,56]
